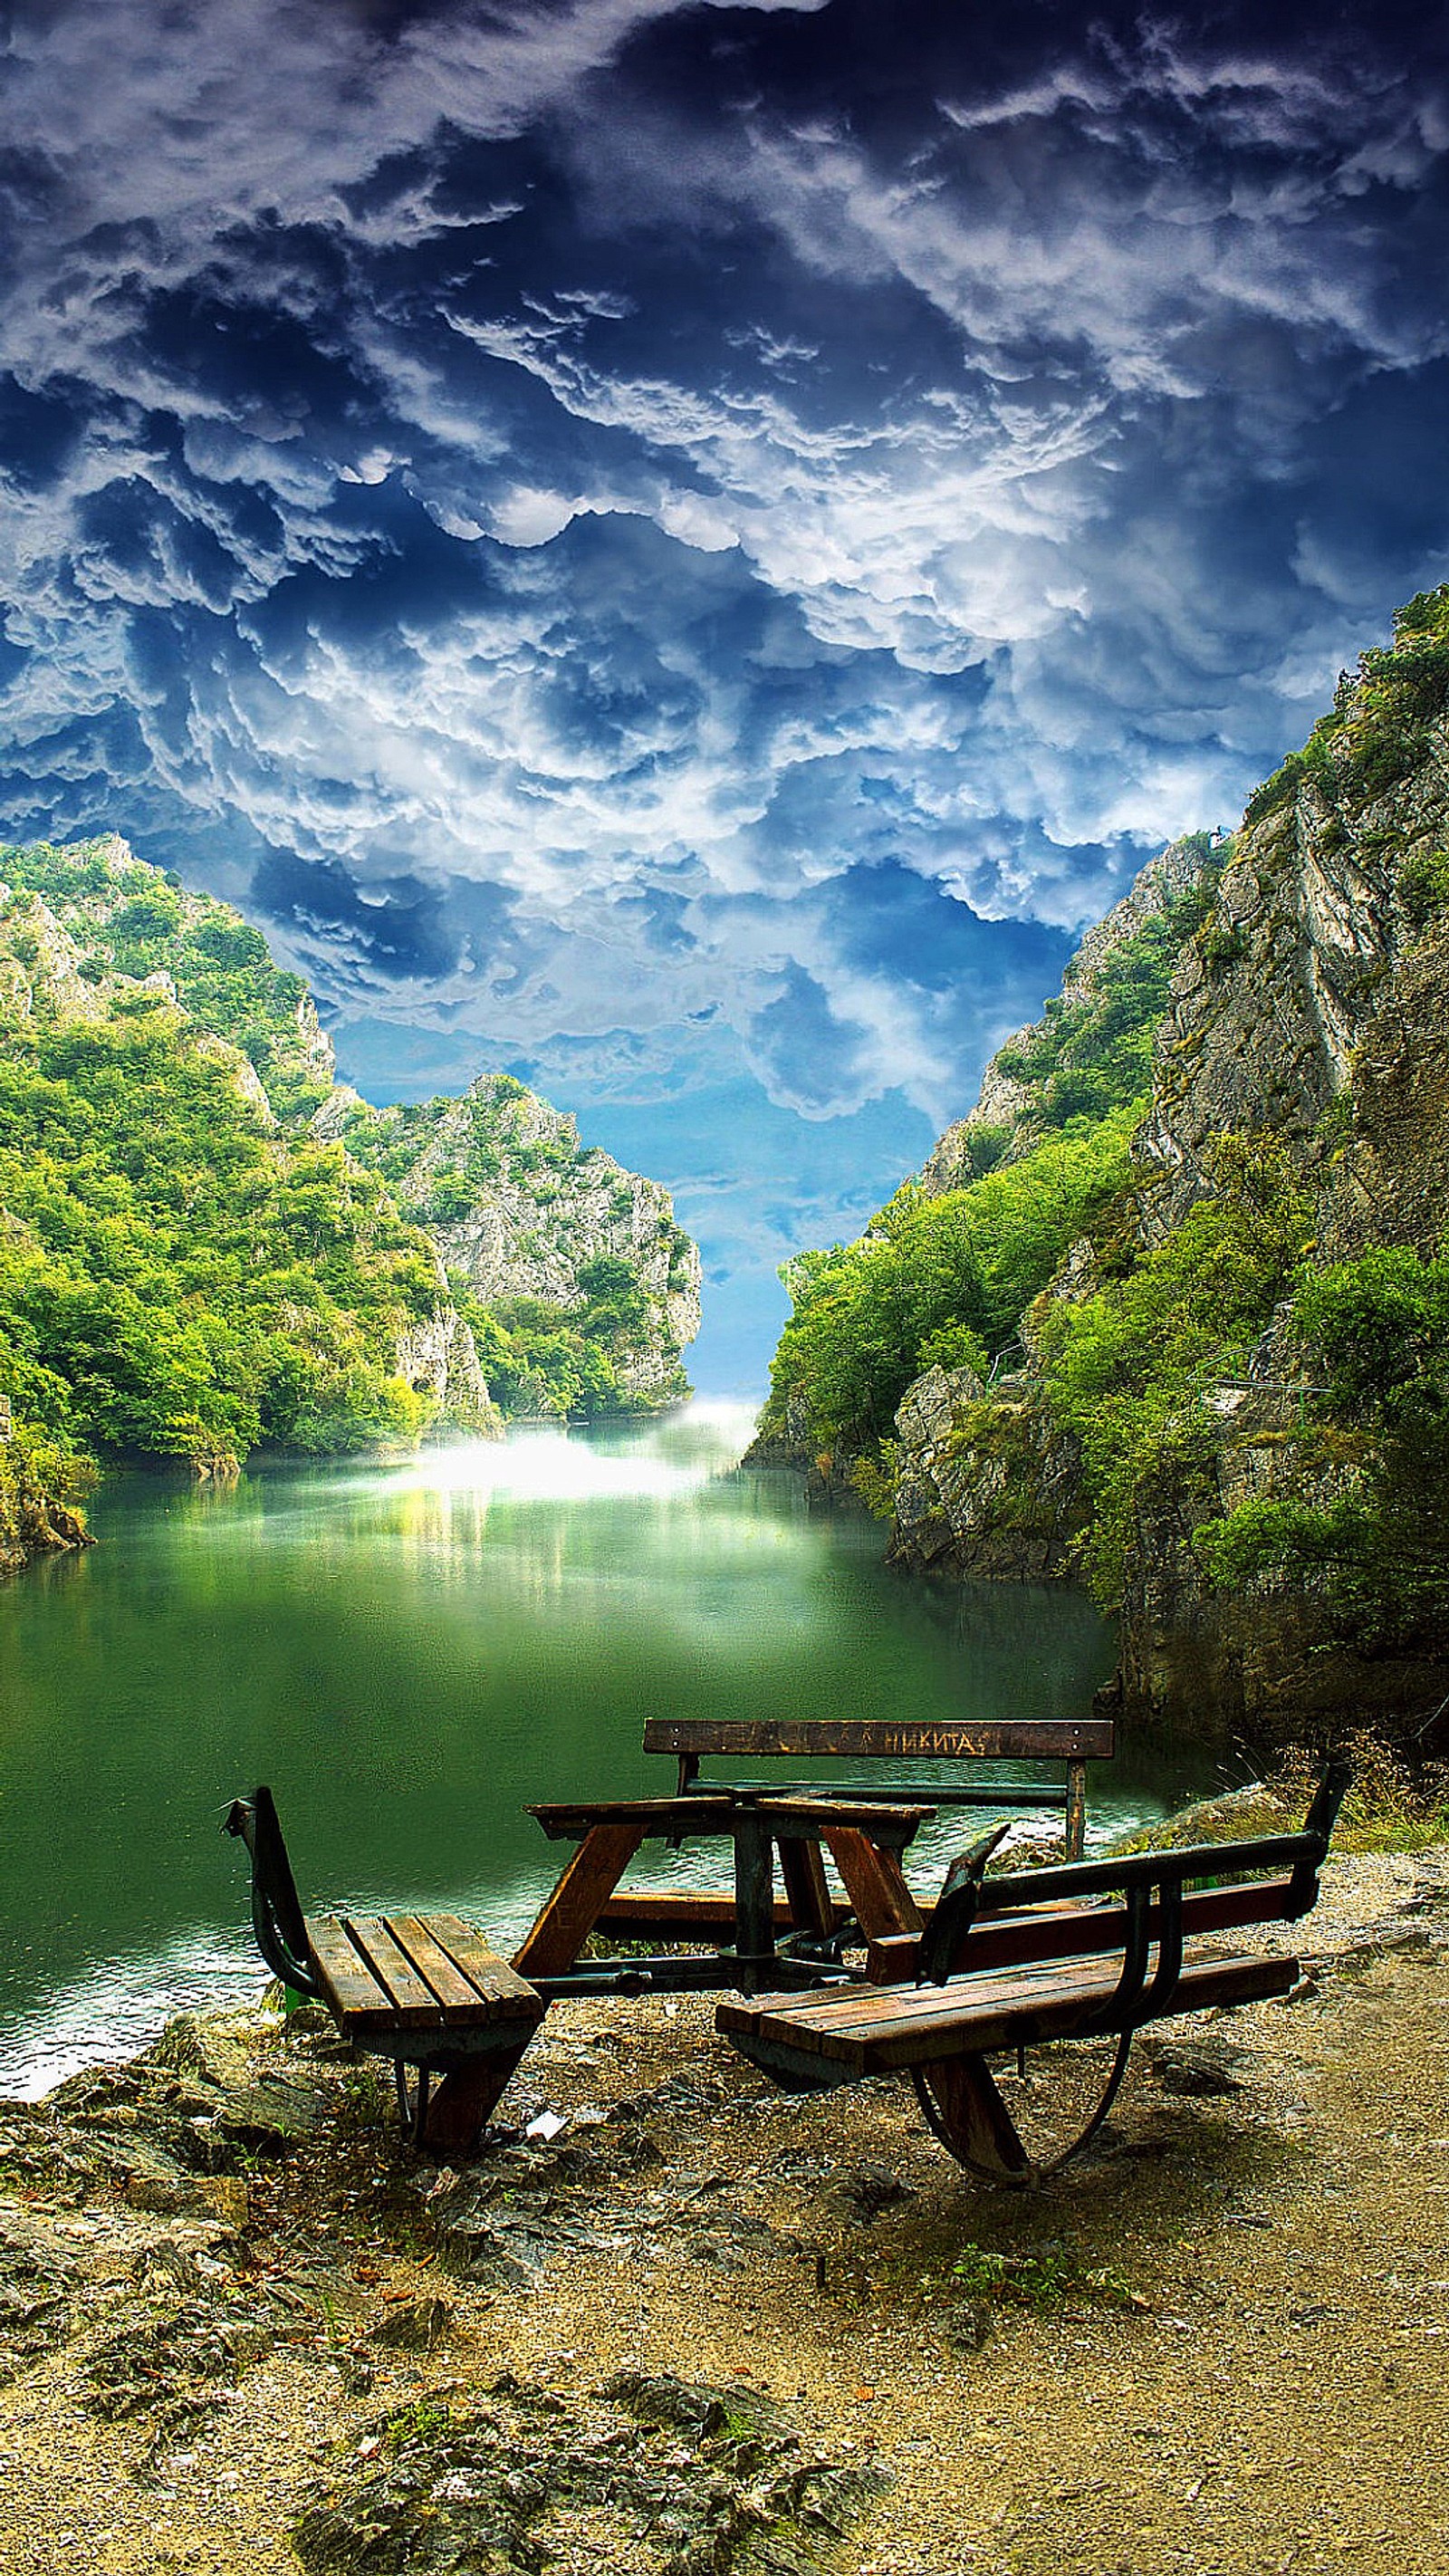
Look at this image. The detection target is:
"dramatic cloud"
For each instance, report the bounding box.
[2,0,1448,1374]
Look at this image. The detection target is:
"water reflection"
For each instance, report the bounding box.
[0,1401,1185,2098]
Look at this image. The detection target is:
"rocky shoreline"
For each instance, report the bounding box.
[2,1835,1448,2574]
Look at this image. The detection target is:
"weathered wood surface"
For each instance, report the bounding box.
[513,1822,646,1978]
[343,1918,453,2027]
[932,1873,1301,1980]
[417,1914,544,2018]
[592,1889,849,1937]
[719,1949,1297,2077]
[306,1918,397,2030]
[305,1912,543,2038]
[820,1825,926,1972]
[643,1716,1115,1762]
[421,2041,535,2154]
[775,1834,836,1939]
[919,2054,1032,2180]
[527,1793,934,1846]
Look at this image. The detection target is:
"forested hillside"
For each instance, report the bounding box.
[751,834,1222,1481]
[755,588,1449,1736]
[0,835,699,1566]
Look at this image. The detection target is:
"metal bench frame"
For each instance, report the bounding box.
[719,1757,1353,2185]
[224,1788,544,2152]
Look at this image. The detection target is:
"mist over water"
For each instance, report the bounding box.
[0,1404,1195,2098]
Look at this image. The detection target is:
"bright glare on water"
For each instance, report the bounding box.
[0,1402,1200,2099]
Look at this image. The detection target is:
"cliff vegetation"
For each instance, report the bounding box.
[0,835,700,1563]
[755,588,1449,1739]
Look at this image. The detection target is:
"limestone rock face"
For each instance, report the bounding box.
[0,883,277,1129]
[888,1364,1085,1581]
[920,835,1214,1197]
[346,1073,702,1408]
[891,711,1449,1730]
[0,838,701,1431]
[1133,766,1449,1241]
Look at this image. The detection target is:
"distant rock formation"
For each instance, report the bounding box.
[0,835,704,1560]
[321,1074,701,1411]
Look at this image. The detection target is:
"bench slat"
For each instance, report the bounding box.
[381,1916,480,2016]
[305,1917,398,2029]
[644,1717,1115,1762]
[945,1876,1300,1978]
[423,1915,545,2023]
[343,1917,448,2027]
[720,1951,1298,2075]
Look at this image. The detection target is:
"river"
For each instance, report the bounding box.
[0,1402,1214,2098]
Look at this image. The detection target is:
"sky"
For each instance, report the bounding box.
[3,2,1449,1389]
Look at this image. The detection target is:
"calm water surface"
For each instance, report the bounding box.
[0,1403,1209,2096]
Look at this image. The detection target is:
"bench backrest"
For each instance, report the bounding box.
[642,1715,1116,1859]
[643,1717,1113,1763]
[923,1756,1353,1990]
[224,1784,323,2002]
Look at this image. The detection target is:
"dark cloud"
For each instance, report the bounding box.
[2,0,1448,1371]
[253,851,457,979]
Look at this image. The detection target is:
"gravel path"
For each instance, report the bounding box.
[0,1849,1445,2576]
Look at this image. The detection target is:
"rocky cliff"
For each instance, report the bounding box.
[919,833,1220,1197]
[759,589,1449,1747]
[317,1076,700,1411]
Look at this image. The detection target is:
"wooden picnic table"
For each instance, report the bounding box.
[227,1757,1352,2177]
[513,1789,936,1994]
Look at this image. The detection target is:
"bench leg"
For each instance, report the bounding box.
[1065,1760,1088,1860]
[776,1833,834,1940]
[912,2056,1032,2184]
[912,2023,1137,2186]
[820,1826,924,1980]
[405,2037,536,2157]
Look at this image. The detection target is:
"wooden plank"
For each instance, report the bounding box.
[644,1716,1116,1762]
[424,1915,545,2020]
[718,1950,1297,2077]
[513,1823,646,1979]
[343,1918,447,2027]
[729,1954,1129,2054]
[776,1835,835,1939]
[850,1955,1299,2076]
[821,1825,926,1946]
[756,1798,932,1850]
[383,1916,538,2026]
[861,1931,920,1982]
[593,1889,849,1936]
[725,1948,1203,2043]
[941,1876,1300,1979]
[529,1793,933,1843]
[305,1915,398,2029]
[528,1797,747,1841]
[977,1833,1314,1912]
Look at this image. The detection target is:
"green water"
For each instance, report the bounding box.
[0,1403,1199,2097]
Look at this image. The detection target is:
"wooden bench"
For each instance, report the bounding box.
[591,1715,1115,1946]
[718,1758,1352,2184]
[225,1788,545,2154]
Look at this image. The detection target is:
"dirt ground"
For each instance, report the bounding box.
[1,1850,1446,2576]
